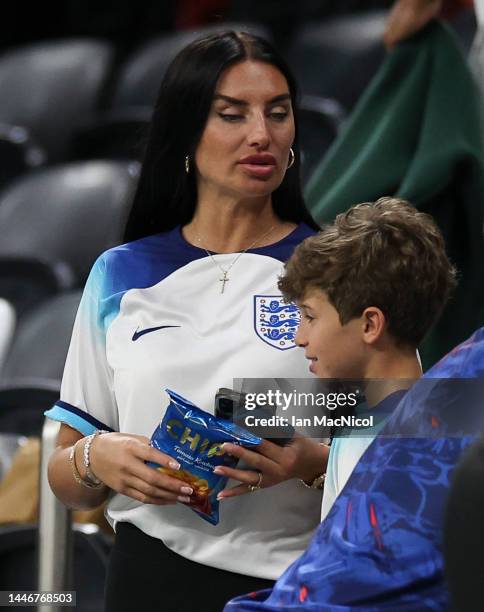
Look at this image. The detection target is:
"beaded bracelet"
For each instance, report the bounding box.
[68,439,103,489]
[83,430,109,485]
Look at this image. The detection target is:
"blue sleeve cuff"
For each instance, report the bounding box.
[44,400,115,436]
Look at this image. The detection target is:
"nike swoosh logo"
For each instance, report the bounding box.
[132,325,181,341]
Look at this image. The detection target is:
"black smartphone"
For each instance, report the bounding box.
[214,388,294,446]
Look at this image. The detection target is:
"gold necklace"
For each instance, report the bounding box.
[195,225,276,293]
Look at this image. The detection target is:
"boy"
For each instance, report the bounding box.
[223,197,459,610]
[281,196,456,520]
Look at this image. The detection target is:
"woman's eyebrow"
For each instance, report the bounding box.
[213,93,291,106]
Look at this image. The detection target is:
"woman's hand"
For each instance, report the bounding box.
[87,432,194,506]
[214,435,329,500]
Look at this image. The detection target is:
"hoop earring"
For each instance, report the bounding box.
[185,154,190,174]
[287,148,295,169]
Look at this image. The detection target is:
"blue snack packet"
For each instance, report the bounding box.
[149,389,262,525]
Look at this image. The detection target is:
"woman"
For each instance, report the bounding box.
[46,31,327,611]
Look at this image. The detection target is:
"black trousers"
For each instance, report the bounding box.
[444,436,484,612]
[104,522,274,612]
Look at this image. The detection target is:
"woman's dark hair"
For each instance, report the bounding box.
[124,30,319,242]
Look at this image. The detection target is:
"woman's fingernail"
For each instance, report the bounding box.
[169,460,180,470]
[178,496,191,503]
[220,445,233,457]
[181,486,193,495]
[213,467,224,474]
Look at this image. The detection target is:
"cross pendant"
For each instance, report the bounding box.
[219,271,229,293]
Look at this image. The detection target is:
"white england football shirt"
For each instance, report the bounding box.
[45,224,323,579]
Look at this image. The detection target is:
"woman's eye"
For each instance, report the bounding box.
[218,113,243,122]
[269,112,288,122]
[303,313,314,322]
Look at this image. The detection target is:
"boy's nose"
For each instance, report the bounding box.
[295,326,307,347]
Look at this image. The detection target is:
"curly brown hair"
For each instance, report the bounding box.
[278,197,457,347]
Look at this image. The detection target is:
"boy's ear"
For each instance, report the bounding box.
[361,306,386,345]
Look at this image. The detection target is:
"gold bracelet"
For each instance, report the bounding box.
[299,472,326,490]
[299,442,328,490]
[68,439,103,489]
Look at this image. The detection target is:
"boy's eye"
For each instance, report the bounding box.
[303,313,314,322]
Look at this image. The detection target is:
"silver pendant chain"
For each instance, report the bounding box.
[196,224,276,293]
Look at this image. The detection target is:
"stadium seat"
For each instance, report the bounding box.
[0,40,114,163]
[0,387,60,438]
[0,124,46,193]
[0,161,138,316]
[0,291,81,437]
[298,95,345,183]
[0,291,81,386]
[0,259,73,321]
[73,108,151,163]
[287,11,388,110]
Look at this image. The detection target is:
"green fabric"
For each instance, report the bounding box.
[305,21,484,369]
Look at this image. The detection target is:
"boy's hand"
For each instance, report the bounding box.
[214,436,329,500]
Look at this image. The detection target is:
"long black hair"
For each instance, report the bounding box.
[124,31,319,242]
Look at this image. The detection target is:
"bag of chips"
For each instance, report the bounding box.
[149,389,262,525]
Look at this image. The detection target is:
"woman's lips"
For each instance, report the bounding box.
[238,153,277,178]
[239,163,275,178]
